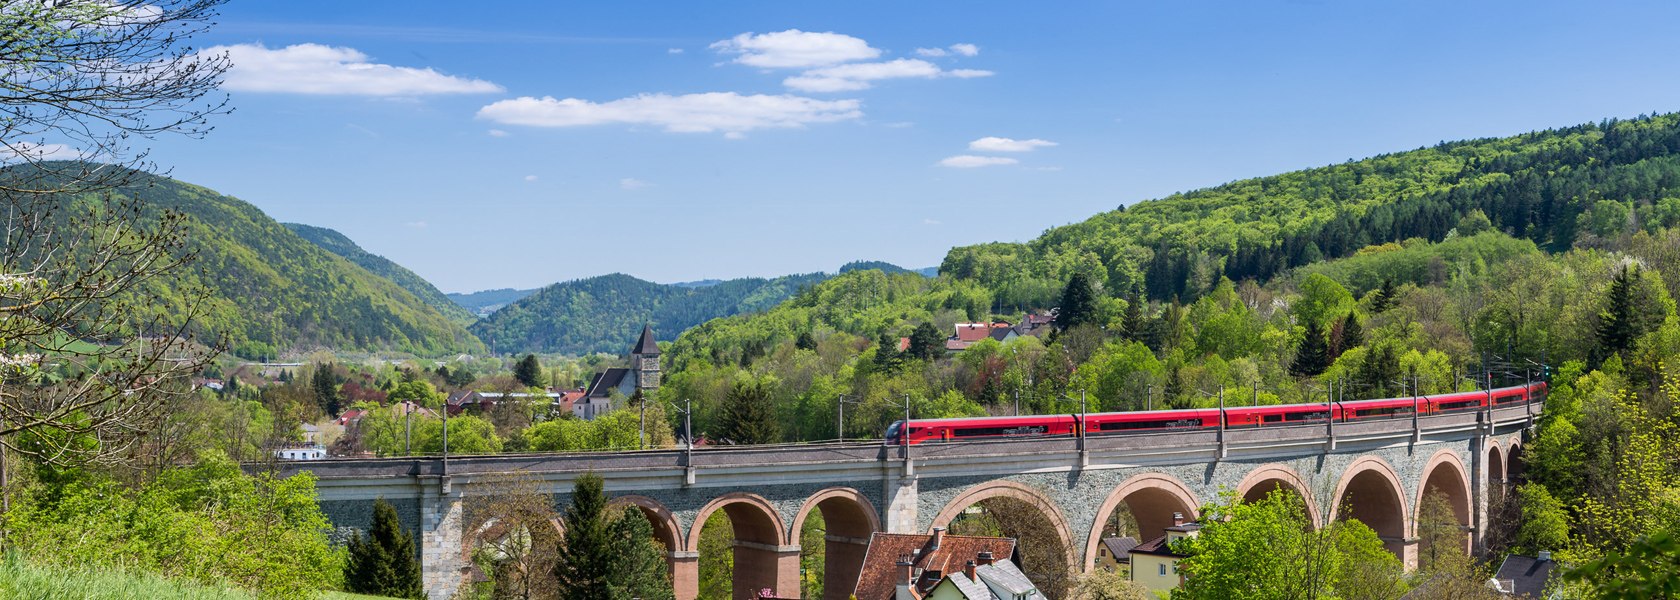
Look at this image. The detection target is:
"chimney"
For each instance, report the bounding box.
[976,551,995,566]
[1538,550,1552,562]
[964,560,977,580]
[1173,512,1185,527]
[931,526,945,551]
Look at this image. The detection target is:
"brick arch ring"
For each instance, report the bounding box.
[684,491,788,553]
[610,495,683,553]
[1329,456,1410,538]
[786,487,881,546]
[1082,473,1202,571]
[929,480,1076,571]
[1234,464,1323,526]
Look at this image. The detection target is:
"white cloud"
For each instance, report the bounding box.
[477,92,862,134]
[487,129,509,137]
[404,220,428,229]
[710,29,880,68]
[939,155,1018,168]
[620,178,652,190]
[784,58,991,92]
[0,142,77,163]
[210,43,503,95]
[968,136,1058,152]
[915,43,980,57]
[524,175,538,182]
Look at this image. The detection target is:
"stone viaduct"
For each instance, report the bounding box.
[281,396,1538,600]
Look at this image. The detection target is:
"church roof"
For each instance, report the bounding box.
[632,324,660,356]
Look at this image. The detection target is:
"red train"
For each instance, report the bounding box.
[884,382,1546,445]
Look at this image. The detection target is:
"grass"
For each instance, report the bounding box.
[0,556,253,600]
[0,556,403,600]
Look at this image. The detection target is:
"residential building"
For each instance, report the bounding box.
[1129,513,1201,594]
[851,528,1017,600]
[1094,536,1139,576]
[1490,552,1558,598]
[926,552,1043,599]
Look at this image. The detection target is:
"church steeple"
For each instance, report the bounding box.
[631,324,660,392]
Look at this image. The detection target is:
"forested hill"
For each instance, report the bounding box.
[942,113,1680,307]
[284,223,477,324]
[469,271,829,354]
[16,164,485,358]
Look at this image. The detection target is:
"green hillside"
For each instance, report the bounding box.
[657,113,1680,441]
[284,222,478,324]
[14,163,485,358]
[469,271,828,354]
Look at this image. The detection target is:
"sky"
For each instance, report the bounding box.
[119,1,1680,292]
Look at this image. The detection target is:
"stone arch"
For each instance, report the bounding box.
[1083,473,1202,571]
[1331,456,1410,563]
[687,492,792,597]
[1235,464,1323,527]
[930,480,1077,584]
[1485,441,1507,502]
[789,488,880,600]
[1507,441,1526,482]
[610,495,683,556]
[1416,450,1473,557]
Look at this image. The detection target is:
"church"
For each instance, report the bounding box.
[574,324,661,420]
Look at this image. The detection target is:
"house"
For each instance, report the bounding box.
[1094,536,1139,575]
[946,323,1016,352]
[925,552,1042,600]
[576,324,662,421]
[1129,513,1201,594]
[1489,552,1557,598]
[851,528,1016,599]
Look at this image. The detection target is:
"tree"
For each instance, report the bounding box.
[1057,272,1099,330]
[606,506,675,599]
[716,379,779,445]
[555,473,613,599]
[345,498,425,599]
[514,354,544,388]
[311,363,341,417]
[907,321,945,361]
[0,1,231,467]
[1291,321,1332,377]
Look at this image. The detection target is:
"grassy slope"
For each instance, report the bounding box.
[284,222,479,325]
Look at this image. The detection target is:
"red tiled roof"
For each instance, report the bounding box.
[852,532,1015,600]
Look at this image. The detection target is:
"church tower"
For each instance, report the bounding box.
[630,324,661,393]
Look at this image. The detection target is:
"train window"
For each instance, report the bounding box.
[1099,419,1200,431]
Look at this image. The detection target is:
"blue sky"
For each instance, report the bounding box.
[134,1,1680,292]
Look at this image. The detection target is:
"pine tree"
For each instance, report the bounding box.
[311,363,341,416]
[1056,272,1099,330]
[345,499,425,599]
[607,507,676,599]
[1371,279,1397,313]
[555,474,613,600]
[1120,297,1147,341]
[1290,321,1331,377]
[907,321,945,361]
[717,379,780,445]
[1594,264,1639,366]
[514,354,543,388]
